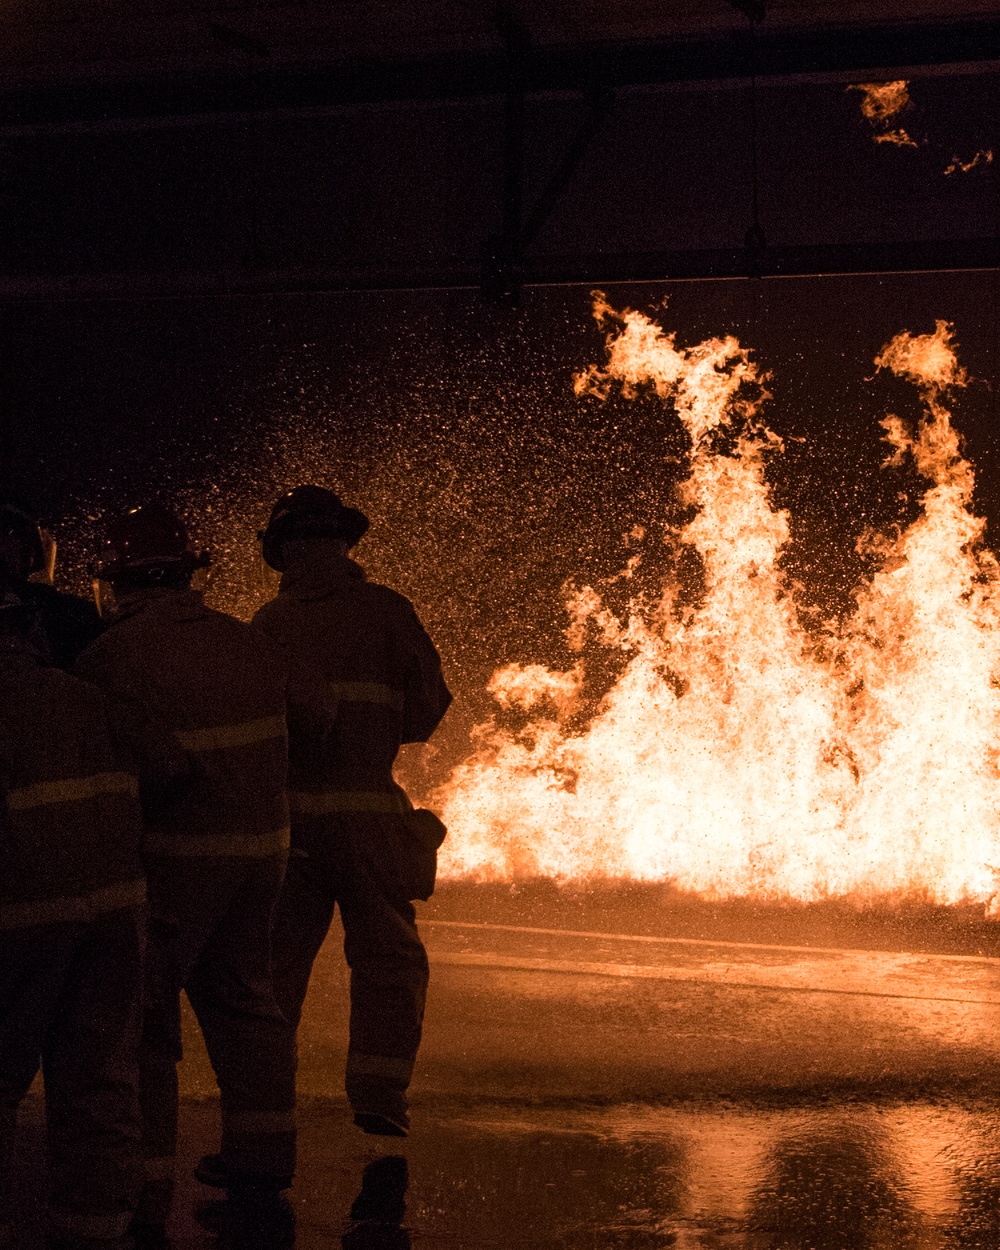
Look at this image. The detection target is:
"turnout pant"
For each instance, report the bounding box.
[140,853,295,1221]
[271,815,430,1123]
[0,908,143,1248]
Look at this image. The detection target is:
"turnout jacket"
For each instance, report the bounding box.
[250,552,451,816]
[0,636,146,929]
[75,589,290,859]
[15,581,104,669]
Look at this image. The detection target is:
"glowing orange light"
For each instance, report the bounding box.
[436,300,1000,911]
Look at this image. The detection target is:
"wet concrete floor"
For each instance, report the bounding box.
[13,896,1000,1247]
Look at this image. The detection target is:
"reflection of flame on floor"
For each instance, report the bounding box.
[436,297,1000,911]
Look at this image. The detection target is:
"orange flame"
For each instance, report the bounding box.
[850,81,910,124]
[436,301,1000,909]
[849,81,918,149]
[944,149,994,175]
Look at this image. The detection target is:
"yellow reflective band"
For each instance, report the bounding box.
[48,1210,132,1239]
[223,1109,297,1135]
[175,715,286,753]
[144,1156,176,1182]
[6,771,138,811]
[346,1052,415,1082]
[288,791,407,816]
[0,878,146,930]
[144,826,290,858]
[328,682,405,711]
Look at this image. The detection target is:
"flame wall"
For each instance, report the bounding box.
[436,298,1000,909]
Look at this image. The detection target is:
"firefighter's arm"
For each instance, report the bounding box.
[400,609,452,744]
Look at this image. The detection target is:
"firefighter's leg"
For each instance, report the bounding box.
[0,926,77,1247]
[338,825,429,1128]
[42,908,144,1248]
[269,848,337,1030]
[133,911,187,1229]
[185,856,296,1184]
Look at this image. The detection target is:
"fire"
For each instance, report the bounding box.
[944,150,994,175]
[873,130,918,149]
[850,81,910,124]
[849,81,917,149]
[436,299,1000,909]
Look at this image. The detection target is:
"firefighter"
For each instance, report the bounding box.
[0,592,150,1250]
[0,497,103,668]
[250,486,451,1139]
[73,505,297,1231]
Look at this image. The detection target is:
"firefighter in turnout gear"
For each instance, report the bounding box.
[74,505,296,1231]
[0,593,153,1250]
[0,498,103,668]
[252,486,451,1138]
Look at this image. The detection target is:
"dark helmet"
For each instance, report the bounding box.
[0,497,45,578]
[259,486,369,572]
[95,504,210,582]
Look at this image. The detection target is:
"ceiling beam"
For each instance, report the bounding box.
[1,239,998,302]
[1,17,999,135]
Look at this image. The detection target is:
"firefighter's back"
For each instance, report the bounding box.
[77,589,289,854]
[0,647,145,923]
[0,628,147,1250]
[74,521,297,1225]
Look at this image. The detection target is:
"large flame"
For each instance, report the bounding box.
[436,299,1000,908]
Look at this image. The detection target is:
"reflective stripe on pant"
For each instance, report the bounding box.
[0,909,143,1239]
[140,853,296,1217]
[271,814,429,1121]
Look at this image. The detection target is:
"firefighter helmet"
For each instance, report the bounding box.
[259,485,369,572]
[95,504,210,582]
[0,498,46,579]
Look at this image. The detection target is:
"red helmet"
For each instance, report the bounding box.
[95,504,209,581]
[259,486,369,572]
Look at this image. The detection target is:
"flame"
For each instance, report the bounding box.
[944,149,994,175]
[436,301,1000,908]
[849,81,917,149]
[874,129,918,149]
[850,81,910,124]
[488,662,584,717]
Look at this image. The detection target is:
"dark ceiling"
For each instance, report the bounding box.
[5,2,1000,86]
[2,2,999,299]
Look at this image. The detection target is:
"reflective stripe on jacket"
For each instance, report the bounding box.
[0,640,146,927]
[74,590,289,855]
[250,552,451,797]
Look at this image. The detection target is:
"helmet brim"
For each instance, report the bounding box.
[259,505,369,572]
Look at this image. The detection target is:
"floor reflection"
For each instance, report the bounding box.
[343,1156,411,1249]
[15,1094,1000,1247]
[194,1192,297,1250]
[400,1103,1000,1247]
[746,1124,919,1249]
[408,1122,685,1247]
[942,1140,1000,1247]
